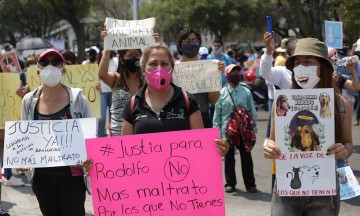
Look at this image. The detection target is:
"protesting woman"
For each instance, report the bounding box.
[21,49,91,216]
[98,28,159,136]
[119,42,229,155]
[263,38,353,215]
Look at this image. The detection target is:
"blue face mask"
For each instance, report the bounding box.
[213,48,222,56]
[200,54,208,60]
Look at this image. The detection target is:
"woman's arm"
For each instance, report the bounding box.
[98,50,120,89]
[121,119,134,135]
[264,103,281,159]
[327,96,353,158]
[343,63,360,91]
[98,29,120,90]
[208,92,220,105]
[189,110,204,129]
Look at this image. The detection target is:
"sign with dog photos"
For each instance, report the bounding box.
[274,88,336,196]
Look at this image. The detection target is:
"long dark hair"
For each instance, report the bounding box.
[291,57,342,143]
[117,49,144,91]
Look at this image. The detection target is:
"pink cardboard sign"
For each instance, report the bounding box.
[86,128,225,216]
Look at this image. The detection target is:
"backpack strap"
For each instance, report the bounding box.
[182,89,190,111]
[130,95,136,117]
[226,86,236,107]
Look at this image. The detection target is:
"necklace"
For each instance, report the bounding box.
[145,87,173,114]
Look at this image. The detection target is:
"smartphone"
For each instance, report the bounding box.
[266,16,272,33]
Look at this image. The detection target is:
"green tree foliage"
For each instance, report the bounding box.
[139,0,256,43]
[140,0,187,43]
[0,0,59,45]
[94,0,132,20]
[339,0,360,41]
[255,0,335,40]
[40,0,94,62]
[189,0,256,40]
[0,0,93,61]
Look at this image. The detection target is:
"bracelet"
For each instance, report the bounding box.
[344,144,352,158]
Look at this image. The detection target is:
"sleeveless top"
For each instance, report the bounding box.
[109,89,135,136]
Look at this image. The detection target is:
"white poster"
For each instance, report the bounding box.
[274,89,336,196]
[173,60,221,94]
[104,17,156,50]
[3,118,97,168]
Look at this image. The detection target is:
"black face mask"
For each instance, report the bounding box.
[336,47,349,56]
[181,43,200,58]
[123,58,140,73]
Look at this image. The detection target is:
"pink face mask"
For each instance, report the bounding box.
[145,68,172,90]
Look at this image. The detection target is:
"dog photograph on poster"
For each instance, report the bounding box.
[283,110,325,152]
[276,94,291,116]
[319,92,332,118]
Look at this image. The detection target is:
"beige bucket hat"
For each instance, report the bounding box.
[285,38,333,71]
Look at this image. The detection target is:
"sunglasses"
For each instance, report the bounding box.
[38,60,63,67]
[181,39,200,46]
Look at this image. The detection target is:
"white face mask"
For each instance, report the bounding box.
[213,47,222,56]
[40,65,62,87]
[293,65,320,89]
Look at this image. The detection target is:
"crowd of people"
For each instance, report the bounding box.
[0,24,359,216]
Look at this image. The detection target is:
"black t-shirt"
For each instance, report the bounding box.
[122,83,200,134]
[34,103,72,174]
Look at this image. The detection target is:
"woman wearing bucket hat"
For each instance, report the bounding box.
[264,38,353,215]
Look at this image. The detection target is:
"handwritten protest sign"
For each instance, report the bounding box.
[173,60,221,94]
[0,73,22,129]
[27,64,100,117]
[0,51,21,72]
[86,128,225,216]
[337,166,360,200]
[104,17,156,50]
[325,21,343,49]
[3,118,96,168]
[274,89,336,196]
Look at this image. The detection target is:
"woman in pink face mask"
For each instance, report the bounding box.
[120,43,229,157]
